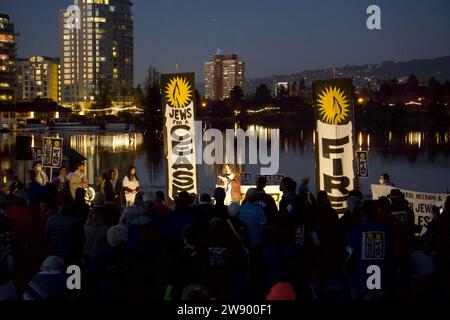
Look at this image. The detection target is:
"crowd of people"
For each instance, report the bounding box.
[0,163,449,301]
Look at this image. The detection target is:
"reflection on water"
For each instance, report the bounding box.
[1,126,450,195]
[70,133,142,154]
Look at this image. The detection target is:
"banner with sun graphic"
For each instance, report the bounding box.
[161,73,198,202]
[313,78,355,212]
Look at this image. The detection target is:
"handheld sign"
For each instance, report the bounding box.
[43,137,63,168]
[356,151,369,178]
[32,147,44,163]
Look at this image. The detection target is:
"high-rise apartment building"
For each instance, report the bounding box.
[204,53,245,101]
[59,0,133,107]
[0,14,17,102]
[16,56,60,102]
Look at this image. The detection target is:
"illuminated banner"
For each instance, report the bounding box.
[161,73,198,201]
[371,184,448,234]
[313,78,355,211]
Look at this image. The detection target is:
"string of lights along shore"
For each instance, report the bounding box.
[0,1,249,117]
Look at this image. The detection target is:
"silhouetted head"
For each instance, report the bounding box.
[156,190,165,203]
[74,187,86,203]
[317,191,330,206]
[280,177,296,193]
[245,188,258,203]
[214,187,226,205]
[361,200,378,221]
[200,193,211,204]
[256,176,267,190]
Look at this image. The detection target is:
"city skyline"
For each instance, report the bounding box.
[1,0,450,86]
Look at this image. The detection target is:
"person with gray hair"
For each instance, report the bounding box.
[22,256,69,300]
[107,225,128,247]
[119,191,146,227]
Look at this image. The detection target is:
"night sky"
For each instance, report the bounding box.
[1,0,450,85]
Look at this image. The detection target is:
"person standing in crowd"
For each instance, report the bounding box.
[33,161,49,186]
[297,177,310,194]
[239,188,267,299]
[239,188,267,249]
[69,163,89,199]
[198,193,212,220]
[388,189,416,241]
[206,217,247,300]
[311,191,342,297]
[379,173,394,186]
[122,165,140,207]
[52,167,68,192]
[206,187,228,221]
[164,192,201,252]
[436,196,450,295]
[89,224,133,299]
[152,190,171,217]
[84,206,109,261]
[45,198,85,265]
[119,191,146,227]
[1,169,19,195]
[103,170,119,204]
[165,224,207,300]
[71,188,90,221]
[345,200,394,299]
[5,191,34,293]
[279,177,297,220]
[254,176,278,225]
[0,213,17,300]
[26,170,43,205]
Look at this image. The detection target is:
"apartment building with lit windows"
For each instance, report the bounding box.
[16,56,60,102]
[59,0,133,107]
[0,14,17,102]
[204,53,245,101]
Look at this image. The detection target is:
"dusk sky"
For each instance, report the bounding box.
[1,0,450,85]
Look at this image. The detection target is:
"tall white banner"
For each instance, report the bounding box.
[161,73,198,202]
[314,79,355,212]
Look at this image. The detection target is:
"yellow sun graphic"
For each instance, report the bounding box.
[316,86,350,125]
[165,76,193,108]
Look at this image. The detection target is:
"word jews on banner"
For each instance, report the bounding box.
[43,137,63,168]
[371,184,448,234]
[313,78,355,212]
[161,73,198,202]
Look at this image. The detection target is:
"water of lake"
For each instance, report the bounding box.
[1,124,449,196]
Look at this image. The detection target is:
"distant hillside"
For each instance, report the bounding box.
[245,55,450,95]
